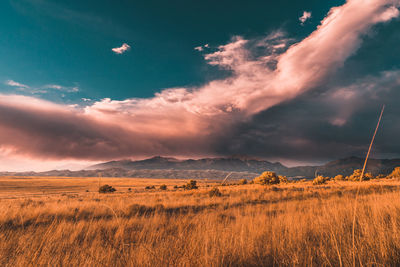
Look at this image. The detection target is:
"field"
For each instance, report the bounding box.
[2,177,400,266]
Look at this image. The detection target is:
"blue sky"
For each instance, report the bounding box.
[0,0,400,171]
[0,0,343,102]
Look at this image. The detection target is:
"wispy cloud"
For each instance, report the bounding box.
[44,84,79,93]
[5,81,79,95]
[5,80,29,88]
[299,11,312,25]
[0,0,398,161]
[194,44,209,52]
[112,43,131,54]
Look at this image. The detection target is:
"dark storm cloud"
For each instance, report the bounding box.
[215,70,400,163]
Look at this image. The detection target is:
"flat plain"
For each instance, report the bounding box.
[1,176,400,266]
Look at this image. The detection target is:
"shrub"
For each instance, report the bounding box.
[334,174,345,181]
[184,180,198,190]
[98,184,116,193]
[388,167,400,178]
[278,175,288,183]
[346,169,373,181]
[253,171,280,185]
[128,188,132,192]
[313,176,329,185]
[238,179,248,185]
[145,185,155,190]
[159,184,167,190]
[173,185,178,189]
[208,187,222,197]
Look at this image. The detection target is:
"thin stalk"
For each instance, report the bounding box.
[352,105,385,267]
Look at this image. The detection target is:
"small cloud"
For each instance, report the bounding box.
[194,44,209,52]
[44,84,79,93]
[81,98,91,102]
[299,11,312,25]
[5,80,29,88]
[112,43,131,54]
[44,84,63,90]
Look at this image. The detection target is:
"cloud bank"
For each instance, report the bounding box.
[0,0,399,162]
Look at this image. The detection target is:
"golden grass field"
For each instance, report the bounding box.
[1,176,400,266]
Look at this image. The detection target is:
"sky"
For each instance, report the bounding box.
[0,0,400,171]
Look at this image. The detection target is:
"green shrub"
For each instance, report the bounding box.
[313,176,329,185]
[278,175,288,183]
[334,174,345,181]
[238,179,248,185]
[98,184,116,193]
[253,171,280,185]
[159,184,167,190]
[184,180,198,190]
[208,187,222,197]
[388,167,400,178]
[346,169,373,181]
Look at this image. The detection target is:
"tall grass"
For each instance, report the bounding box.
[1,179,400,266]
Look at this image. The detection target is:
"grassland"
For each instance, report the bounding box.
[1,176,400,266]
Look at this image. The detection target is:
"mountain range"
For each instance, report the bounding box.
[1,155,399,179]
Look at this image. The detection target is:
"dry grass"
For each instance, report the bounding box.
[1,177,400,266]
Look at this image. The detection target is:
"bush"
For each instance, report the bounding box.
[334,174,345,181]
[253,171,280,185]
[173,185,178,189]
[98,184,116,193]
[208,187,222,197]
[278,175,288,183]
[346,169,373,181]
[388,167,400,178]
[184,180,198,190]
[159,184,167,190]
[238,179,248,185]
[313,176,329,185]
[145,185,155,190]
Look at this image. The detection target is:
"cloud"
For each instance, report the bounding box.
[5,81,79,95]
[194,44,209,52]
[215,69,400,164]
[44,84,63,90]
[0,0,399,162]
[299,11,312,25]
[45,84,79,93]
[112,43,131,54]
[5,80,29,88]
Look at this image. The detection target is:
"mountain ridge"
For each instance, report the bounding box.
[2,156,400,179]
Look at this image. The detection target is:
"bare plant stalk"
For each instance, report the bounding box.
[352,104,385,267]
[221,172,233,185]
[359,105,385,181]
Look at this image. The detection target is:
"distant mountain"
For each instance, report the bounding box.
[0,168,258,180]
[87,155,287,173]
[87,156,400,178]
[2,156,400,179]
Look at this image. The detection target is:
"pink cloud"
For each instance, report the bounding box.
[0,0,399,163]
[112,43,131,54]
